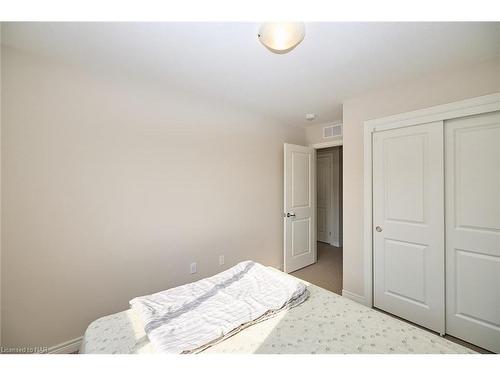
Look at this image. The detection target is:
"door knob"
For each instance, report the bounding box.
[375,226,383,232]
[286,212,296,218]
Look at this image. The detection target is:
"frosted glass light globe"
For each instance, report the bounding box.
[258,23,305,54]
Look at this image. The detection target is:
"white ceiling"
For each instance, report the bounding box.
[3,22,500,126]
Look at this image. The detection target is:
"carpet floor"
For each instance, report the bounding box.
[291,242,342,295]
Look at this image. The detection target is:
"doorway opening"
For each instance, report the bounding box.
[292,146,343,295]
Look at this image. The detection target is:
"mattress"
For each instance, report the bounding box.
[80,273,474,354]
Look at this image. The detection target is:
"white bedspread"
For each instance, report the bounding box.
[129,261,308,354]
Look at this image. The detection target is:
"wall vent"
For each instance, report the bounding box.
[323,123,342,138]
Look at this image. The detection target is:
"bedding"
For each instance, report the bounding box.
[129,261,308,353]
[80,268,474,354]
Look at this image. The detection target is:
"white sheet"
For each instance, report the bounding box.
[129,261,308,353]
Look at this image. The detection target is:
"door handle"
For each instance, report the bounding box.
[375,226,383,232]
[286,212,296,218]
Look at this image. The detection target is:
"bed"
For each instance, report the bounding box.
[80,268,473,354]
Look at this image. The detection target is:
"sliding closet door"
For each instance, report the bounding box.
[373,121,445,334]
[445,111,500,353]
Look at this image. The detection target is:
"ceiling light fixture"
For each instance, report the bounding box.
[258,22,305,54]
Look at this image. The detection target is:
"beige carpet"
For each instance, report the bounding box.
[291,242,342,295]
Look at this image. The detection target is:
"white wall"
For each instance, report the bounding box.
[342,59,500,299]
[0,46,306,349]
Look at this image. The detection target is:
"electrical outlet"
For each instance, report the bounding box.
[219,255,225,266]
[190,262,197,274]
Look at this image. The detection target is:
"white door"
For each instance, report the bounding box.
[445,111,500,353]
[317,153,332,244]
[284,143,316,273]
[373,121,445,334]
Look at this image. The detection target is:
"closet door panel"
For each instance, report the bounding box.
[373,121,445,334]
[445,111,500,353]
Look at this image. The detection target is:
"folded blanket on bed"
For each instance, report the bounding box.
[129,260,309,354]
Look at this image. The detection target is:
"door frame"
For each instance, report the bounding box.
[311,138,343,149]
[363,92,500,308]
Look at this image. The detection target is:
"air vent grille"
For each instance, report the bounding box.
[323,124,342,138]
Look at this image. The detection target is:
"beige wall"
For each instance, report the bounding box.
[342,59,500,298]
[0,47,305,349]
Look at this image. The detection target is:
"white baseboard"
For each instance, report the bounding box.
[48,336,83,354]
[332,241,340,247]
[342,289,368,306]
